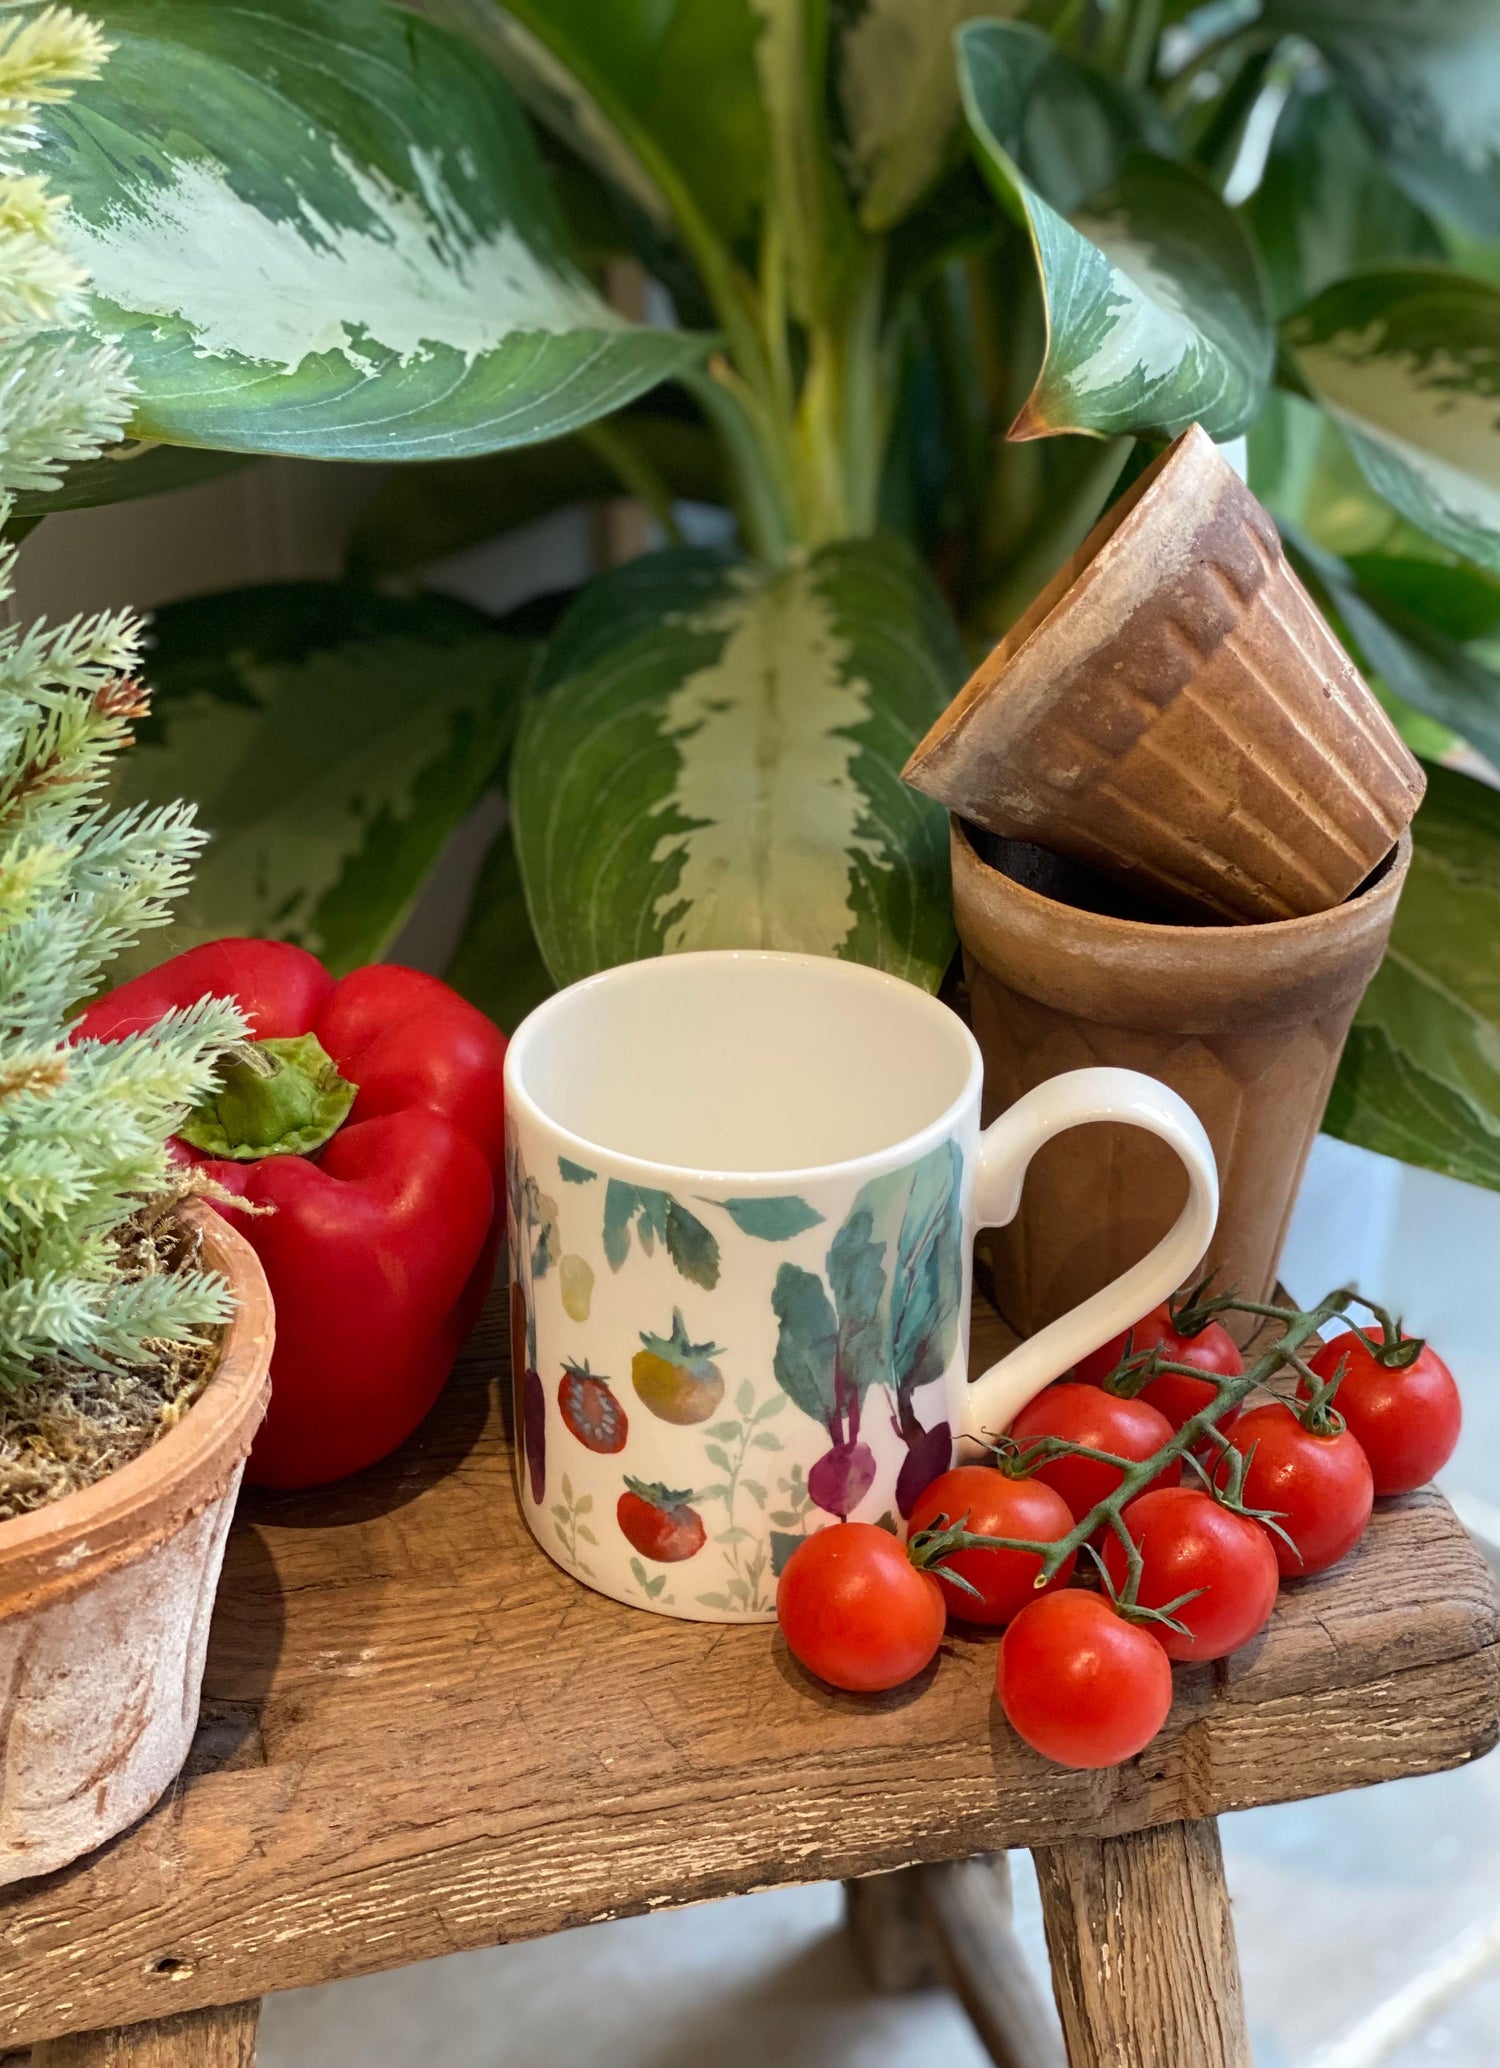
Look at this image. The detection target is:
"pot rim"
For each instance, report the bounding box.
[954,815,1412,945]
[0,1202,273,1618]
[952,817,1413,1033]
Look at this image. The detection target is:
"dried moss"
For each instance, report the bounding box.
[0,1201,223,1522]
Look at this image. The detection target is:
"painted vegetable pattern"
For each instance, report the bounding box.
[558,1361,628,1453]
[617,1479,707,1563]
[513,1140,960,1611]
[771,1138,963,1523]
[505,1134,559,1505]
[693,1382,787,1615]
[632,1310,725,1425]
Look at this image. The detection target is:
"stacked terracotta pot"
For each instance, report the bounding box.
[905,426,1424,1337]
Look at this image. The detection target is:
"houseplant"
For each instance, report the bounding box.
[15,0,1500,1201]
[0,8,272,1886]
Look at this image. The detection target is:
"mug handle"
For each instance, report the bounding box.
[962,1067,1219,1443]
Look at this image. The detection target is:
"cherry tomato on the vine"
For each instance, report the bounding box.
[1100,1486,1279,1661]
[776,1523,946,1692]
[1007,1384,1180,1526]
[908,1465,1077,1626]
[1075,1302,1244,1432]
[1306,1332,1461,1496]
[997,1590,1173,1768]
[1215,1403,1373,1577]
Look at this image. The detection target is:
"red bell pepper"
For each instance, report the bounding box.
[76,939,507,1489]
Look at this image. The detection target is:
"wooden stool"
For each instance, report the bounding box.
[4,1291,1496,2068]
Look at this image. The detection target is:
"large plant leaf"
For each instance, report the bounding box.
[1246,77,1444,322]
[410,0,766,244]
[1287,532,1500,771]
[1284,270,1500,576]
[833,0,1023,232]
[510,539,961,991]
[111,583,529,976]
[33,0,704,463]
[1325,763,1500,1194]
[957,21,1272,442]
[1266,0,1500,241]
[10,443,251,519]
[443,812,556,1035]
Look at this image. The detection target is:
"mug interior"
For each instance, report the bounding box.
[508,952,977,1175]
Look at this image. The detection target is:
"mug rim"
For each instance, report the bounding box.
[504,949,983,1187]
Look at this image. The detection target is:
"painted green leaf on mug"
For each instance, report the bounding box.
[31,0,704,461]
[771,1266,840,1425]
[957,20,1272,441]
[891,1138,965,1397]
[602,1180,721,1288]
[510,541,961,992]
[709,1196,825,1241]
[1324,764,1500,1193]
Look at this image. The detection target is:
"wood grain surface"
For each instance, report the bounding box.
[30,2004,258,2068]
[1,1291,1495,2048]
[1035,1821,1251,2068]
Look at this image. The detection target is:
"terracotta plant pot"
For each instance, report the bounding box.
[0,1204,272,1885]
[905,427,1424,923]
[952,819,1411,1341]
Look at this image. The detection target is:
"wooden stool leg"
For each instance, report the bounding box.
[845,1867,939,1991]
[1032,1820,1251,2068]
[920,1856,1065,2068]
[31,2002,260,2068]
[847,1858,1063,2068]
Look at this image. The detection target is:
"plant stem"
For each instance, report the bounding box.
[578,422,686,544]
[977,1288,1360,1585]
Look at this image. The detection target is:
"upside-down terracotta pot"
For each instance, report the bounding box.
[953,820,1411,1342]
[906,426,1424,923]
[0,1204,271,1885]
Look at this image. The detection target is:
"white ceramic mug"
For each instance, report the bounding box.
[504,951,1217,1622]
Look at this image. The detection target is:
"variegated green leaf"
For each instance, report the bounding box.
[111,584,529,977]
[1246,78,1444,322]
[957,21,1271,442]
[10,443,250,519]
[31,0,705,462]
[511,541,961,991]
[1283,270,1500,576]
[410,0,767,243]
[444,813,556,1035]
[1325,763,1500,1193]
[1286,531,1500,773]
[1266,0,1500,240]
[834,0,1023,232]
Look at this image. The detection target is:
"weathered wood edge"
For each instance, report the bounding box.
[1,1635,1494,2049]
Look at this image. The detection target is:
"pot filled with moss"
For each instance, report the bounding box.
[0,12,272,1886]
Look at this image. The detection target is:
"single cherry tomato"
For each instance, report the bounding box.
[908,1466,1077,1626]
[1100,1486,1279,1661]
[1007,1384,1180,1526]
[1216,1403,1373,1577]
[1076,1302,1244,1431]
[777,1523,947,1692]
[1306,1331,1461,1496]
[998,1590,1173,1768]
